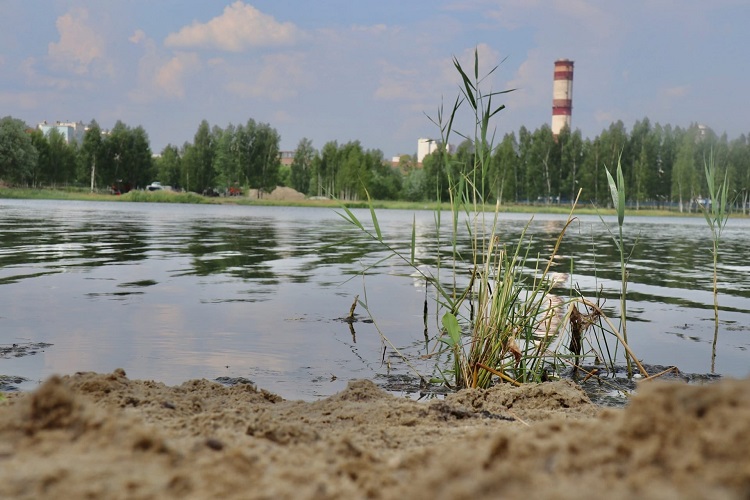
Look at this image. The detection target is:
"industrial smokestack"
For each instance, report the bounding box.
[551,59,574,136]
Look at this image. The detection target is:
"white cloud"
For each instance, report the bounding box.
[129,29,147,45]
[154,53,201,99]
[595,109,615,124]
[164,1,299,52]
[662,85,690,99]
[374,62,422,101]
[128,29,201,103]
[47,8,109,76]
[224,52,308,101]
[0,90,46,110]
[505,49,547,110]
[351,24,389,35]
[22,56,95,91]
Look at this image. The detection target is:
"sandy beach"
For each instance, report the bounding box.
[0,369,748,498]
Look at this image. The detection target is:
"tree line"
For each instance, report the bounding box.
[0,117,152,192]
[2,114,749,212]
[409,119,750,213]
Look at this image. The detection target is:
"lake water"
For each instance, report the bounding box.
[1,199,748,400]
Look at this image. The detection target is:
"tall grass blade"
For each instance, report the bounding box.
[701,150,730,372]
[365,188,382,242]
[336,205,364,231]
[410,214,416,267]
[602,154,632,376]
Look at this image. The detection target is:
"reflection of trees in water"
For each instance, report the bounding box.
[386,218,749,316]
[176,218,389,283]
[182,221,279,281]
[0,216,149,284]
[76,221,149,265]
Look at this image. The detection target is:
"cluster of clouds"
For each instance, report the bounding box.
[6,1,746,154]
[129,2,304,102]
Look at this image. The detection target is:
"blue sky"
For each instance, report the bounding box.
[2,1,748,157]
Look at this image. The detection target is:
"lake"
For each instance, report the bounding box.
[1,199,748,400]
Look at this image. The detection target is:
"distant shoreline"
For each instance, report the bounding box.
[0,186,735,218]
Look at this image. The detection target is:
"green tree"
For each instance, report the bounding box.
[79,120,106,191]
[311,140,339,197]
[672,128,699,212]
[490,132,518,204]
[290,137,315,194]
[0,116,38,184]
[402,168,425,201]
[727,134,750,214]
[45,128,77,186]
[189,120,216,192]
[652,124,679,208]
[100,121,152,191]
[243,122,280,194]
[28,129,49,187]
[213,124,239,189]
[366,149,402,200]
[336,141,369,200]
[525,125,556,203]
[129,126,153,187]
[558,127,585,204]
[155,144,182,188]
[421,149,449,201]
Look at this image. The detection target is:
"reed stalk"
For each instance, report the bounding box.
[603,156,633,377]
[700,151,729,372]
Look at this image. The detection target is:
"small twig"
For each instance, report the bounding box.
[643,365,679,381]
[578,298,649,378]
[475,362,522,387]
[347,294,359,320]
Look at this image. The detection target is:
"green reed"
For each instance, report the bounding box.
[340,49,641,389]
[700,151,729,372]
[602,157,634,376]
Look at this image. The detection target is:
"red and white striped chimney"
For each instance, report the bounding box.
[551,59,574,136]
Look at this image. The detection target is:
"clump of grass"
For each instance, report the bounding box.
[340,48,641,390]
[700,150,729,372]
[119,190,208,204]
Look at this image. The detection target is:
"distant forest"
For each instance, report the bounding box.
[1,115,749,213]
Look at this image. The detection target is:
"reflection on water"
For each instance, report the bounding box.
[0,199,749,400]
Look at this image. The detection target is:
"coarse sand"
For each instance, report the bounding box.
[0,370,748,499]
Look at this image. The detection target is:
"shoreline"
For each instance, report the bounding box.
[1,186,738,219]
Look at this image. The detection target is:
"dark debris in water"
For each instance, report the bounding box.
[334,314,373,324]
[215,376,256,387]
[1,342,51,392]
[0,342,53,360]
[375,373,451,400]
[567,363,722,408]
[373,363,723,408]
[118,279,158,288]
[0,375,30,392]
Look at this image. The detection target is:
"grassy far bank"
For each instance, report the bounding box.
[0,186,740,218]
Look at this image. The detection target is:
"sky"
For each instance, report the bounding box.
[2,1,748,158]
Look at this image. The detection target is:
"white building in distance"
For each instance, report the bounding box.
[37,121,87,144]
[417,138,454,164]
[417,138,438,163]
